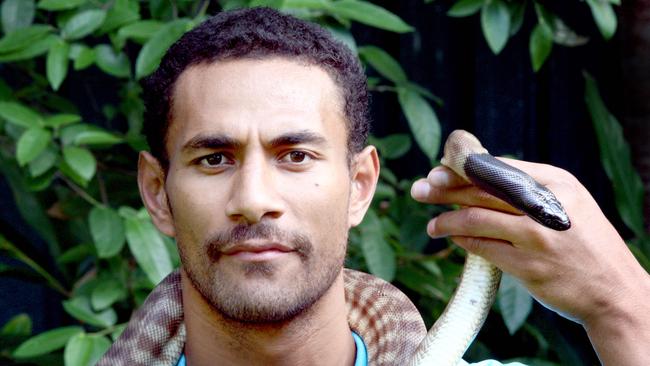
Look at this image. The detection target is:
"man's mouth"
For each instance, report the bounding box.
[221,242,294,261]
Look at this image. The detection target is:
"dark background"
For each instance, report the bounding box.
[1,1,644,364]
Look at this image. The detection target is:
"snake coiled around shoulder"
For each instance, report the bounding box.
[407,130,570,366]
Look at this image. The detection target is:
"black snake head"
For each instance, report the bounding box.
[528,188,571,231]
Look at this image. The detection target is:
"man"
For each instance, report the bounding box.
[99,7,650,366]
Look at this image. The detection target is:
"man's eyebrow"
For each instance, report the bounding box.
[181,134,241,153]
[267,131,328,148]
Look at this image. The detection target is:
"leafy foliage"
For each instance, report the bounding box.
[449,0,617,70]
[0,1,641,366]
[584,73,650,261]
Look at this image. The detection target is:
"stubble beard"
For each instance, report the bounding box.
[179,222,347,324]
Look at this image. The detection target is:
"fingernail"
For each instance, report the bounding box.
[411,181,430,199]
[427,169,450,187]
[427,217,444,238]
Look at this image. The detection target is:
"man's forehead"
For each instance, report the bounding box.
[166,57,348,153]
[173,57,342,103]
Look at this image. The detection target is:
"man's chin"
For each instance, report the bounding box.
[195,268,338,324]
[205,281,317,324]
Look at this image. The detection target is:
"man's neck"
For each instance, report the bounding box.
[181,269,356,366]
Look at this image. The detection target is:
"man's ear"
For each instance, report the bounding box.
[348,145,380,227]
[138,151,175,237]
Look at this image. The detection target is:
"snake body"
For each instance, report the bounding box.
[408,130,570,366]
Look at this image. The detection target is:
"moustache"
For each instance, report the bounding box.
[205,222,313,261]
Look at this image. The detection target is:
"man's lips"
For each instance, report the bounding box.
[221,242,294,261]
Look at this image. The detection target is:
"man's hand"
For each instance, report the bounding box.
[410,158,650,365]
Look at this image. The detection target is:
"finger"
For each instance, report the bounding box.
[425,166,470,188]
[411,179,522,215]
[427,206,535,245]
[450,236,528,276]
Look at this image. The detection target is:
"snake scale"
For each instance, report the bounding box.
[407,130,570,366]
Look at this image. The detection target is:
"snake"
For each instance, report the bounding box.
[407,130,571,366]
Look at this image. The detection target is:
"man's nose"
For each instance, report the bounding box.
[225,158,284,223]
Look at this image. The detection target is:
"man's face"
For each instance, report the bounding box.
[162,58,354,323]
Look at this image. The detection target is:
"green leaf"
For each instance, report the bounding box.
[29,147,57,176]
[44,113,81,128]
[529,23,553,72]
[357,46,406,83]
[584,73,646,239]
[0,313,32,336]
[110,324,126,341]
[148,0,174,19]
[64,333,111,366]
[586,0,617,40]
[16,127,52,166]
[0,101,44,127]
[98,0,140,34]
[0,78,11,100]
[62,297,117,327]
[0,158,59,254]
[62,145,96,183]
[481,0,510,54]
[447,0,483,17]
[374,182,395,200]
[419,259,442,278]
[89,206,126,258]
[74,130,124,146]
[117,20,163,43]
[0,24,51,53]
[283,0,329,9]
[358,210,396,281]
[135,18,190,79]
[498,273,533,334]
[370,133,411,160]
[379,166,397,185]
[398,211,431,252]
[327,0,413,33]
[1,0,35,34]
[118,205,138,219]
[404,81,443,106]
[534,3,588,47]
[61,9,107,41]
[57,244,92,264]
[396,264,448,300]
[125,215,174,285]
[60,123,94,145]
[94,44,130,78]
[91,278,125,310]
[13,326,83,358]
[397,87,441,162]
[249,0,284,7]
[46,38,69,90]
[0,33,57,62]
[25,169,55,191]
[508,1,526,36]
[71,44,95,70]
[38,0,87,11]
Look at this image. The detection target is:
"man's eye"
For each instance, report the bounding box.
[281,151,311,164]
[199,153,229,167]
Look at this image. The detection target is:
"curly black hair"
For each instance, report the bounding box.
[141,7,369,170]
